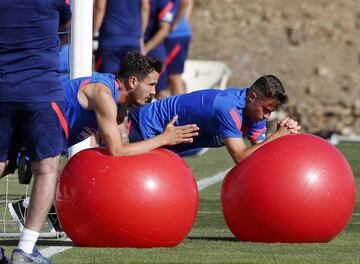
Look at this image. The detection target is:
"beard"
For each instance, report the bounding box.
[126,95,153,109]
[145,95,154,104]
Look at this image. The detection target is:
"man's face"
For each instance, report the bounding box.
[245,92,278,122]
[127,71,159,107]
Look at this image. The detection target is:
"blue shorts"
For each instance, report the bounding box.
[148,45,168,92]
[165,36,191,74]
[96,38,141,73]
[0,102,68,162]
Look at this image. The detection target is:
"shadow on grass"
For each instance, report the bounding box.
[187,236,238,242]
[1,239,75,247]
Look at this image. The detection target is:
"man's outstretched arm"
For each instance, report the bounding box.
[224,118,300,164]
[87,85,199,156]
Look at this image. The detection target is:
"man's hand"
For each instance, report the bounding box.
[162,115,199,145]
[277,117,301,134]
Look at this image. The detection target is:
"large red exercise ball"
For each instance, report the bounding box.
[56,148,198,247]
[221,133,356,243]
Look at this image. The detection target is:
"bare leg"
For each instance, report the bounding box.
[156,89,171,100]
[168,74,185,95]
[24,156,60,231]
[0,160,14,178]
[0,161,6,177]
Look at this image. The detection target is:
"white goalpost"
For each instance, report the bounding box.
[67,0,94,157]
[0,0,94,238]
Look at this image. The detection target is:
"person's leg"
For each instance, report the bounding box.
[165,37,190,95]
[15,156,60,255]
[0,162,6,177]
[10,101,66,263]
[156,88,171,99]
[149,45,170,99]
[23,156,60,232]
[168,74,185,95]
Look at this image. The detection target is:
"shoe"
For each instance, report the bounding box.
[8,196,27,232]
[46,204,64,234]
[0,247,9,264]
[10,247,51,264]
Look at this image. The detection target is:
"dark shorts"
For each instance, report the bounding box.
[0,102,68,162]
[165,36,191,74]
[148,45,168,92]
[96,39,141,74]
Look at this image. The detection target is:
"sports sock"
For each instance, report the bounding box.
[18,228,39,254]
[22,197,30,208]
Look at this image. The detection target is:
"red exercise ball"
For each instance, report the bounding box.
[221,133,356,243]
[56,148,198,247]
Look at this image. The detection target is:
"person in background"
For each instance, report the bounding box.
[0,0,71,263]
[165,0,193,95]
[93,0,150,73]
[143,0,174,99]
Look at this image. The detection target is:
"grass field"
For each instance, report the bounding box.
[1,143,359,263]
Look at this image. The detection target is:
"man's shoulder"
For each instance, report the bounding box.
[91,72,115,82]
[214,88,247,109]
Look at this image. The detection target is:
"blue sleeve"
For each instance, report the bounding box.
[213,94,243,139]
[58,73,70,83]
[158,0,174,23]
[247,120,267,142]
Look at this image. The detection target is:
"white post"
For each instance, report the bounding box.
[68,0,94,157]
[70,0,93,79]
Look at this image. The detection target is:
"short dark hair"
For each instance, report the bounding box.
[249,75,288,105]
[116,51,163,81]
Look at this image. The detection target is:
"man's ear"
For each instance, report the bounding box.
[127,76,138,91]
[247,91,258,103]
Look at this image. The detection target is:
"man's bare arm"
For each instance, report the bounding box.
[171,0,192,31]
[143,22,171,54]
[84,84,199,156]
[224,125,296,164]
[93,0,107,35]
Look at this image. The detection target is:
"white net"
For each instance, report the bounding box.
[0,174,61,238]
[0,175,30,237]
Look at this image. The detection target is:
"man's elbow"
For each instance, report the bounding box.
[232,154,245,164]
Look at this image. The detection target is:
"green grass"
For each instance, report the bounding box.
[1,145,359,263]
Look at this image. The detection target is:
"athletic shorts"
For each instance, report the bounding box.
[0,102,68,162]
[148,45,168,92]
[96,39,141,74]
[165,36,191,74]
